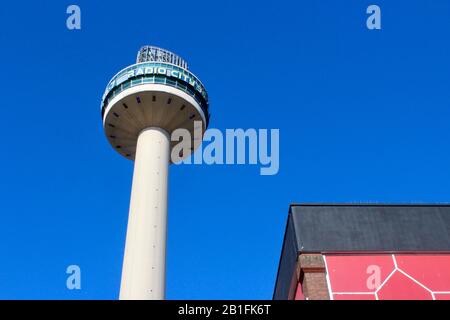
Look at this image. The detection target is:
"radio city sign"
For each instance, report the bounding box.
[103,62,208,102]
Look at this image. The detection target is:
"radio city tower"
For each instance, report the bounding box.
[101,46,209,299]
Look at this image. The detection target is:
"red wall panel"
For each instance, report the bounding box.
[295,254,450,300]
[324,254,450,300]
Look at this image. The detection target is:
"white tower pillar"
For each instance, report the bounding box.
[119,127,170,300]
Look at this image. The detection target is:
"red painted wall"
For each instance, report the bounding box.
[295,254,450,300]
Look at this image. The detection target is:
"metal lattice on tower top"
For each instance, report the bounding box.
[136,46,188,69]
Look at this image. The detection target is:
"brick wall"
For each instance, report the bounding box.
[295,254,330,300]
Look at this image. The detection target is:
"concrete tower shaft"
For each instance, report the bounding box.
[119,127,170,299]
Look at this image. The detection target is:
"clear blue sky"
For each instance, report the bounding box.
[0,0,450,299]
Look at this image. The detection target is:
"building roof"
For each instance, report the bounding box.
[273,204,450,299]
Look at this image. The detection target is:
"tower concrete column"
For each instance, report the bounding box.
[119,127,170,300]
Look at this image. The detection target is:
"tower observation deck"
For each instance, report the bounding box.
[101,46,209,300]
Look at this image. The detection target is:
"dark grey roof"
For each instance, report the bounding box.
[273,204,450,300]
